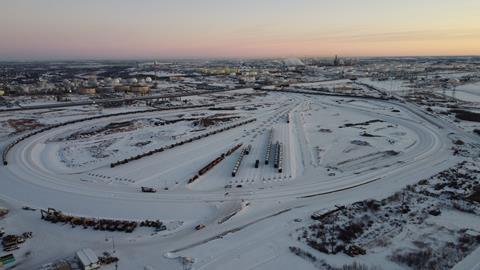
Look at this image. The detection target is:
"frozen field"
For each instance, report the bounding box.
[443,82,480,103]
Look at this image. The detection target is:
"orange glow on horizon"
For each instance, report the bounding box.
[1,0,479,59]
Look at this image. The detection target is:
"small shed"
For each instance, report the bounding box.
[76,248,100,270]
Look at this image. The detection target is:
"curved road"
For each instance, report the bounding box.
[0,93,461,220]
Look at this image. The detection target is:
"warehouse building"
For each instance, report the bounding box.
[130,85,150,95]
[78,87,96,95]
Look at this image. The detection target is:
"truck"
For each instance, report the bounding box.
[195,224,206,230]
[141,187,157,193]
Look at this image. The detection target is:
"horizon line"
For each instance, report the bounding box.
[1,54,480,63]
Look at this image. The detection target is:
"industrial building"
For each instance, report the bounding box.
[78,87,96,95]
[130,85,150,95]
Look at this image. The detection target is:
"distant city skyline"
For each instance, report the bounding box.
[1,0,479,60]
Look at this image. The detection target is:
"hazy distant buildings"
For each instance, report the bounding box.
[334,55,340,66]
[79,87,96,95]
[130,85,150,95]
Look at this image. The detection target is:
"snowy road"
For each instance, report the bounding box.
[0,93,459,214]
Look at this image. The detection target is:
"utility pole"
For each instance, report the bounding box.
[113,236,118,270]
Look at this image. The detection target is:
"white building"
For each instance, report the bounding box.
[76,248,100,270]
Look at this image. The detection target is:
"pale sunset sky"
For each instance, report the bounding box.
[1,0,479,60]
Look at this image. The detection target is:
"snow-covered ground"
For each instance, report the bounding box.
[358,78,413,95]
[0,90,479,270]
[442,82,480,103]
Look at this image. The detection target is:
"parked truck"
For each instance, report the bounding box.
[141,187,157,193]
[195,224,206,230]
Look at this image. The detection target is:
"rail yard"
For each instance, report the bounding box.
[0,58,480,270]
